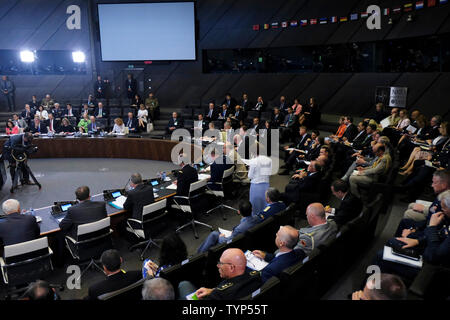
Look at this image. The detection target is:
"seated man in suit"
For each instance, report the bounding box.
[59,186,107,239]
[230,105,244,128]
[205,102,218,122]
[94,102,108,119]
[326,179,363,227]
[253,96,265,112]
[248,117,264,136]
[125,112,138,133]
[178,248,261,300]
[0,199,40,247]
[252,225,304,283]
[166,112,183,136]
[64,103,78,118]
[142,278,175,300]
[87,249,141,300]
[46,113,59,134]
[30,117,48,135]
[217,104,230,121]
[294,203,338,256]
[87,116,103,133]
[12,113,28,130]
[256,188,286,221]
[271,108,283,129]
[197,200,257,253]
[175,154,198,197]
[21,104,35,125]
[51,103,63,119]
[193,113,207,135]
[280,126,311,175]
[123,173,154,221]
[222,93,237,112]
[283,160,323,205]
[207,149,233,191]
[80,104,91,118]
[352,273,407,300]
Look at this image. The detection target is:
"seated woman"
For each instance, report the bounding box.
[400,121,450,176]
[5,120,19,135]
[291,98,303,117]
[111,118,126,134]
[77,113,91,133]
[142,233,187,279]
[35,105,48,121]
[58,117,75,133]
[137,104,148,132]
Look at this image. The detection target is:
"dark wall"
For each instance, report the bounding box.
[0,0,449,119]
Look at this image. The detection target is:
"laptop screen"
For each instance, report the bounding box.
[112,191,122,198]
[151,180,159,186]
[61,204,72,211]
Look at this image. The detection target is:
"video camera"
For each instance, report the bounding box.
[10,144,38,161]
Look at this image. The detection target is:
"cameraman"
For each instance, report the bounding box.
[3,132,34,186]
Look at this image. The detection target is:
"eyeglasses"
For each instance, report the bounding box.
[217,261,233,266]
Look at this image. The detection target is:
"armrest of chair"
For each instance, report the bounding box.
[65,236,76,244]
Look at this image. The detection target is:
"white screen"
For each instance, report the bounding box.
[98,2,196,61]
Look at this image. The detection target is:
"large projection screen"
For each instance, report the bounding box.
[98,2,196,61]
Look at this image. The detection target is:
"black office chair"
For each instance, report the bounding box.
[245,217,279,253]
[172,179,213,239]
[64,217,113,281]
[0,237,53,288]
[206,166,238,220]
[240,276,281,300]
[126,199,168,260]
[97,278,145,301]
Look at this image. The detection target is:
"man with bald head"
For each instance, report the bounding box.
[252,225,304,282]
[179,248,261,300]
[294,203,338,255]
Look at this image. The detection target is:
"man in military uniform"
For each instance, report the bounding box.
[178,248,261,300]
[294,203,338,255]
[256,187,286,221]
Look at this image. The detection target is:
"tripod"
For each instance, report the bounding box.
[10,158,41,194]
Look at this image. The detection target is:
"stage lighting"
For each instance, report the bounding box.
[72,51,85,63]
[20,50,35,62]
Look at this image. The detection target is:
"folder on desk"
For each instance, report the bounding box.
[380,117,390,129]
[382,246,423,269]
[244,250,268,271]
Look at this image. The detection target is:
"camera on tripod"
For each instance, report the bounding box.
[10,144,38,161]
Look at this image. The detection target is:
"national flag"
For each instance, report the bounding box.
[404,3,413,11]
[350,13,358,20]
[281,21,288,28]
[393,6,402,13]
[271,22,279,29]
[440,0,448,4]
[319,17,327,24]
[340,16,348,22]
[290,20,298,27]
[383,8,390,15]
[330,16,337,23]
[360,12,368,18]
[263,23,270,30]
[300,19,308,26]
[428,0,436,6]
[415,1,424,9]
[252,24,260,31]
[310,18,317,25]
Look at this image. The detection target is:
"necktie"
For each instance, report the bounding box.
[93,123,96,130]
[50,121,53,132]
[128,119,131,127]
[209,110,212,117]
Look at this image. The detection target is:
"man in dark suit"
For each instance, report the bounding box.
[175,154,198,197]
[94,102,108,119]
[125,112,138,133]
[279,107,297,142]
[255,188,286,221]
[21,104,35,125]
[166,112,183,136]
[283,160,323,205]
[205,102,218,122]
[217,104,230,121]
[46,113,60,134]
[125,73,137,101]
[326,179,363,227]
[64,104,78,118]
[248,117,264,136]
[59,186,107,239]
[342,116,358,142]
[193,114,208,134]
[94,75,106,99]
[280,126,311,174]
[87,116,103,133]
[230,105,245,124]
[278,96,289,113]
[3,132,35,186]
[51,103,63,119]
[80,104,92,118]
[240,93,252,112]
[253,96,266,112]
[352,123,376,151]
[123,173,154,221]
[30,117,48,135]
[29,95,39,110]
[87,249,141,300]
[271,108,283,129]
[0,199,40,247]
[252,225,304,283]
[222,93,237,112]
[207,149,233,191]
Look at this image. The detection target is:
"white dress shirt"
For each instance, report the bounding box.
[247,155,272,184]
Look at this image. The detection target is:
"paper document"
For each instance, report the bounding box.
[218,228,232,238]
[382,246,423,269]
[35,216,42,223]
[406,125,417,134]
[166,183,177,190]
[198,174,211,180]
[56,217,64,223]
[111,195,127,209]
[415,200,433,207]
[245,250,269,271]
[303,161,311,165]
[425,160,437,168]
[153,193,159,198]
[186,292,199,300]
[380,117,390,129]
[164,177,171,182]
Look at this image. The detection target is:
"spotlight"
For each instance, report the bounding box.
[72,51,85,63]
[20,50,35,63]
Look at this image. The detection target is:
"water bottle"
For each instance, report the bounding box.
[162,171,166,181]
[29,208,35,216]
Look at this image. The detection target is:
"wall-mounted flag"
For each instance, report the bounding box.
[281,21,288,28]
[264,23,270,30]
[393,6,402,13]
[416,1,424,9]
[290,20,298,27]
[252,24,260,31]
[360,12,369,18]
[310,18,317,25]
[383,8,390,15]
[300,19,308,26]
[350,13,358,20]
[404,3,413,11]
[428,0,436,6]
[330,16,338,23]
[271,22,279,28]
[340,16,348,22]
[319,17,327,24]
